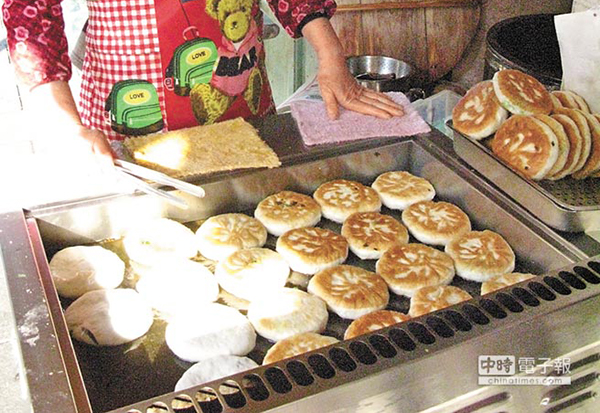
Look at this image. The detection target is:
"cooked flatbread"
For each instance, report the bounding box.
[263,333,339,365]
[451,80,509,139]
[481,272,537,295]
[344,310,410,340]
[492,69,552,115]
[276,227,348,275]
[445,230,515,282]
[307,265,389,319]
[371,171,436,210]
[123,117,281,178]
[313,179,382,223]
[571,110,600,179]
[409,285,472,317]
[401,200,471,246]
[547,114,584,179]
[254,191,322,236]
[376,243,455,297]
[491,115,559,180]
[553,108,592,174]
[534,115,570,178]
[341,211,409,260]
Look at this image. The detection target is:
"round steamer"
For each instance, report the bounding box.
[175,355,258,392]
[401,200,471,246]
[341,211,409,260]
[445,230,515,282]
[49,245,125,299]
[371,171,436,210]
[571,111,600,179]
[196,213,267,261]
[533,115,570,178]
[65,289,154,346]
[409,285,473,318]
[491,115,559,180]
[492,69,552,115]
[313,179,382,223]
[344,310,410,340]
[247,288,329,342]
[547,114,584,179]
[165,303,256,362]
[135,259,219,316]
[123,218,198,266]
[276,227,348,275]
[307,265,389,319]
[263,333,339,365]
[254,191,322,236]
[214,248,290,302]
[376,243,455,297]
[451,80,509,139]
[481,272,537,295]
[553,108,592,174]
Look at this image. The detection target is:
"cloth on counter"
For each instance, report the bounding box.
[290,92,431,146]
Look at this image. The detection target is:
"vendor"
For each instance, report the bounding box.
[2,0,404,165]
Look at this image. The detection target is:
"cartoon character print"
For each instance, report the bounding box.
[190,0,264,124]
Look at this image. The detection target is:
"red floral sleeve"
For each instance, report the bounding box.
[266,0,337,39]
[2,0,72,89]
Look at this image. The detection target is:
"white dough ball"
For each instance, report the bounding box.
[135,259,219,317]
[175,355,258,391]
[49,245,125,299]
[123,218,198,266]
[165,303,256,362]
[65,289,154,346]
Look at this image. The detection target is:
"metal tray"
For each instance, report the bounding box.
[449,121,600,233]
[30,136,587,412]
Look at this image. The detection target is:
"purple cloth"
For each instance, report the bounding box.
[290,92,431,146]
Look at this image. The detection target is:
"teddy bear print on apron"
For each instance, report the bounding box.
[81,0,275,140]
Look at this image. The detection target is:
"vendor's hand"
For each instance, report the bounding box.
[73,125,117,169]
[317,62,405,120]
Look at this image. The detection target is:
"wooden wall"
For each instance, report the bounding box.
[330,0,481,81]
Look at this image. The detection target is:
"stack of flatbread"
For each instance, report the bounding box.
[452,69,600,180]
[123,117,281,179]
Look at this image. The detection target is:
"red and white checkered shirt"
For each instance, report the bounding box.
[3,0,336,140]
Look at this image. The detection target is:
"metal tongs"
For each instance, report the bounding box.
[114,159,205,209]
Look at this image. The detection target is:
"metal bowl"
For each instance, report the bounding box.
[346,55,415,92]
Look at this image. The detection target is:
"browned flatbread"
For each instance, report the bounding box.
[401,201,471,246]
[341,211,408,259]
[481,273,537,295]
[493,69,552,115]
[344,310,410,340]
[533,115,570,178]
[549,92,563,112]
[571,110,600,179]
[491,115,559,180]
[307,265,389,319]
[409,285,472,317]
[552,91,580,110]
[263,333,339,365]
[313,179,382,223]
[547,114,584,179]
[376,243,455,297]
[553,90,591,113]
[451,81,508,139]
[554,108,592,174]
[123,117,281,178]
[444,230,515,282]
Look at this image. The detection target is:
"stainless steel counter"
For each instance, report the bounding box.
[1,113,600,413]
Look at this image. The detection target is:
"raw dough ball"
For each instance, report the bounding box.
[175,355,258,391]
[65,289,154,346]
[123,218,198,266]
[49,245,125,298]
[165,303,256,362]
[135,259,219,317]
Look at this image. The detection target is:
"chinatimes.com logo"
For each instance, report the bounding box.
[478,355,571,386]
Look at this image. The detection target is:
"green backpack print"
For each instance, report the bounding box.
[165,38,218,96]
[105,80,164,136]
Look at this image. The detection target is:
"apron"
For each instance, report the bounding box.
[79,0,275,141]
